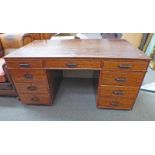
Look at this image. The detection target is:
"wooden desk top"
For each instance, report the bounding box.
[5,39,149,60]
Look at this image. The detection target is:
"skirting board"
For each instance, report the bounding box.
[140,82,155,93]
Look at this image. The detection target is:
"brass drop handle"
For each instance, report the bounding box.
[27,86,37,91]
[118,64,132,69]
[113,90,124,95]
[115,78,128,82]
[24,73,33,79]
[31,97,40,102]
[19,63,30,68]
[111,102,119,107]
[66,63,78,68]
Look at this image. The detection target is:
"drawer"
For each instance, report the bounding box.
[99,85,139,98]
[97,97,135,110]
[9,69,48,83]
[101,71,145,86]
[6,60,42,68]
[19,93,52,105]
[15,82,49,93]
[103,60,149,71]
[44,59,101,69]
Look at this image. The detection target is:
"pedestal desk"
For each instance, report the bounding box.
[4,39,150,110]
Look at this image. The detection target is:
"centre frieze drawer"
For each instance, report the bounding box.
[44,59,101,69]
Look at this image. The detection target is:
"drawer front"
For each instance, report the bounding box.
[19,93,52,105]
[44,59,101,69]
[9,69,47,83]
[99,85,139,98]
[97,97,135,110]
[15,82,49,93]
[6,60,42,69]
[103,61,149,71]
[101,71,145,86]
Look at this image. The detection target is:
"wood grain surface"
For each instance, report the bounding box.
[97,97,135,110]
[5,39,150,60]
[101,71,145,86]
[5,39,150,109]
[99,85,139,98]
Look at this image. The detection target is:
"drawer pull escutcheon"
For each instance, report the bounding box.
[31,97,40,102]
[24,74,33,79]
[118,64,132,69]
[111,102,119,107]
[115,78,128,82]
[113,90,124,95]
[19,64,30,68]
[27,86,37,91]
[66,63,78,68]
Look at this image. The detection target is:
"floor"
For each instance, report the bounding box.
[0,68,155,121]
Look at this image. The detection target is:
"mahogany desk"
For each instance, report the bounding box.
[4,39,150,110]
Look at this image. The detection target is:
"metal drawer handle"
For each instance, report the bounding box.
[66,63,78,68]
[118,64,132,69]
[111,102,119,107]
[31,97,40,102]
[115,78,128,82]
[27,86,37,91]
[19,63,30,68]
[113,90,124,95]
[24,73,33,79]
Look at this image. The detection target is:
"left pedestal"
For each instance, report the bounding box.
[6,60,53,105]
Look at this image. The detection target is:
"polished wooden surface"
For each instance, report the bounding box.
[97,97,135,110]
[103,60,149,71]
[99,85,139,98]
[5,39,150,109]
[15,82,49,93]
[9,69,48,82]
[7,60,43,68]
[101,71,145,86]
[44,59,102,69]
[19,93,52,105]
[5,39,149,60]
